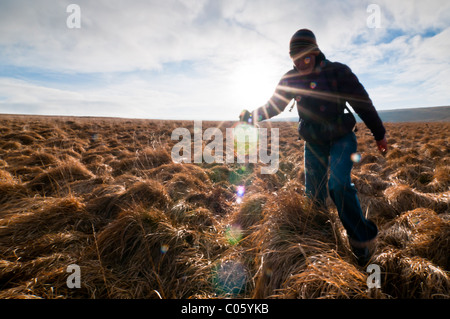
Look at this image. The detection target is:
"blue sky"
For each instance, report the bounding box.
[0,0,449,120]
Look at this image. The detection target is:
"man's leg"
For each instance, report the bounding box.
[304,141,329,210]
[328,132,378,264]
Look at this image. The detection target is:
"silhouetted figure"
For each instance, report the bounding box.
[239,29,388,266]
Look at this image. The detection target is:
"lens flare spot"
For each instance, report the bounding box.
[264,267,273,278]
[310,82,317,89]
[212,260,247,296]
[232,122,259,157]
[351,153,362,163]
[160,244,169,254]
[91,133,99,142]
[236,185,245,197]
[225,224,243,245]
[238,166,247,173]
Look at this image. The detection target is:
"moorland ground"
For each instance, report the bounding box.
[0,114,449,299]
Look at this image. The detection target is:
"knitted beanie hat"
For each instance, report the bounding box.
[289,29,320,57]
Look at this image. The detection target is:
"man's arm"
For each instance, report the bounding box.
[335,63,386,141]
[250,70,297,123]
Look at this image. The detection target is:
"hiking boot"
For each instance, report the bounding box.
[351,246,371,267]
[349,238,376,267]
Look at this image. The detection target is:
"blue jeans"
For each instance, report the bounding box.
[304,132,378,243]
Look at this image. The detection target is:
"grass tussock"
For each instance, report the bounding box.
[373,248,450,298]
[0,116,448,299]
[0,196,96,249]
[275,251,385,299]
[248,190,341,298]
[228,193,268,237]
[28,160,94,196]
[384,184,437,213]
[85,179,171,223]
[0,182,29,206]
[90,205,223,298]
[111,147,171,176]
[379,208,450,269]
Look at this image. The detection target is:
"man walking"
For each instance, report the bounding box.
[239,29,388,266]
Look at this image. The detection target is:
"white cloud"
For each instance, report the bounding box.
[0,77,181,119]
[0,0,448,120]
[0,0,277,73]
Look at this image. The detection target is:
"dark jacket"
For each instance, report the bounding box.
[254,52,386,143]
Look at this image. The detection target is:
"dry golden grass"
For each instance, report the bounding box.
[274,251,386,299]
[0,115,448,299]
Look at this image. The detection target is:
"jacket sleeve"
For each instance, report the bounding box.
[336,64,386,141]
[252,71,296,122]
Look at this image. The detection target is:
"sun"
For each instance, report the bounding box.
[230,58,282,110]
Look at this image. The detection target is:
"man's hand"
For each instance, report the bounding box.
[376,137,388,155]
[239,109,253,124]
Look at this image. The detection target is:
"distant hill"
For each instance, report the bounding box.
[272,106,450,123]
[371,106,450,123]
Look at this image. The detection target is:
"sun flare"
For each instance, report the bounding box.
[230,58,282,109]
